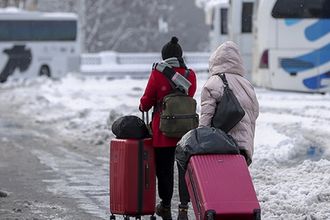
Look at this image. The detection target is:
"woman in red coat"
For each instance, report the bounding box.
[140,36,197,220]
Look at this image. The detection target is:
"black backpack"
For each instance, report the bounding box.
[159,70,199,138]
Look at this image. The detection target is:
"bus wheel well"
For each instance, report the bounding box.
[39,65,51,77]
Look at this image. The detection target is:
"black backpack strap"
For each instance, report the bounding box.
[184,69,190,78]
[166,76,177,91]
[162,67,190,94]
[218,73,229,88]
[153,62,176,90]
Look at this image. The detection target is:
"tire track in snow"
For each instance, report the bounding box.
[31,147,110,219]
[256,111,330,166]
[258,101,330,166]
[273,123,330,165]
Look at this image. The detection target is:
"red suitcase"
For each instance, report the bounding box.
[110,138,156,220]
[186,154,261,220]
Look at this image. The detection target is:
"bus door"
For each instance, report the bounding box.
[270,0,330,92]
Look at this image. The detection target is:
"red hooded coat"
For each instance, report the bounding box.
[140,67,197,147]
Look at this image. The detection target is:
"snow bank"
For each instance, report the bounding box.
[0,75,147,145]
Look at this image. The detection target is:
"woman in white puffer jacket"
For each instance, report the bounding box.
[200,41,259,165]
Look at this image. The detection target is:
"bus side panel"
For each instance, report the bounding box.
[269,49,318,92]
[269,19,327,92]
[277,20,322,49]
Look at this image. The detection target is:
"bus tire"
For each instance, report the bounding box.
[39,65,51,77]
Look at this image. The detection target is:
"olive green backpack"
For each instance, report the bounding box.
[159,71,199,138]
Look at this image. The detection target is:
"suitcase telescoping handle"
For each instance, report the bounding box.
[142,110,153,137]
[141,111,149,124]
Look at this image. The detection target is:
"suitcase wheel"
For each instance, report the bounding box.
[110,214,115,220]
[254,209,261,220]
[206,210,216,220]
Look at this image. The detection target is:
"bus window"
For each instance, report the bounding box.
[0,20,77,41]
[241,2,253,33]
[220,8,228,35]
[272,0,330,18]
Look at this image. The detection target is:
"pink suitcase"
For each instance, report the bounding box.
[185,154,261,220]
[110,138,156,220]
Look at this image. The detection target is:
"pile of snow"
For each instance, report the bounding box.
[0,75,149,145]
[1,74,330,219]
[251,90,330,219]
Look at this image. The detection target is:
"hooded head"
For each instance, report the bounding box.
[209,41,245,76]
[161,36,183,60]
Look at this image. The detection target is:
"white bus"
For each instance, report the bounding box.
[252,0,330,93]
[206,0,255,80]
[0,8,80,83]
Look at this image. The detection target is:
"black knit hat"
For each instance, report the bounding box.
[161,36,183,60]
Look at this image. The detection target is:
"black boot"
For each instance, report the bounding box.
[156,202,172,220]
[177,204,188,220]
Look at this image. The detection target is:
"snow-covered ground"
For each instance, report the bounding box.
[1,73,330,219]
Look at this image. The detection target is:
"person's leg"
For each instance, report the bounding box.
[177,163,190,220]
[177,163,190,206]
[155,147,176,205]
[155,147,176,219]
[240,149,252,166]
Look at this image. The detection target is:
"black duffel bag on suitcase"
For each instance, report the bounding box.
[111,115,151,139]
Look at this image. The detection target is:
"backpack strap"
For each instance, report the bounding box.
[167,76,177,92]
[184,69,190,78]
[162,67,190,94]
[152,63,176,90]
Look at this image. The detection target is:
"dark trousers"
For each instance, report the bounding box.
[154,147,190,207]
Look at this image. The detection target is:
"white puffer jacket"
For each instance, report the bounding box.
[200,41,259,162]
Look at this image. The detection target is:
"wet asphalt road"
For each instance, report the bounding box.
[0,107,109,220]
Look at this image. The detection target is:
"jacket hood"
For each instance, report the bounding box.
[209,41,245,76]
